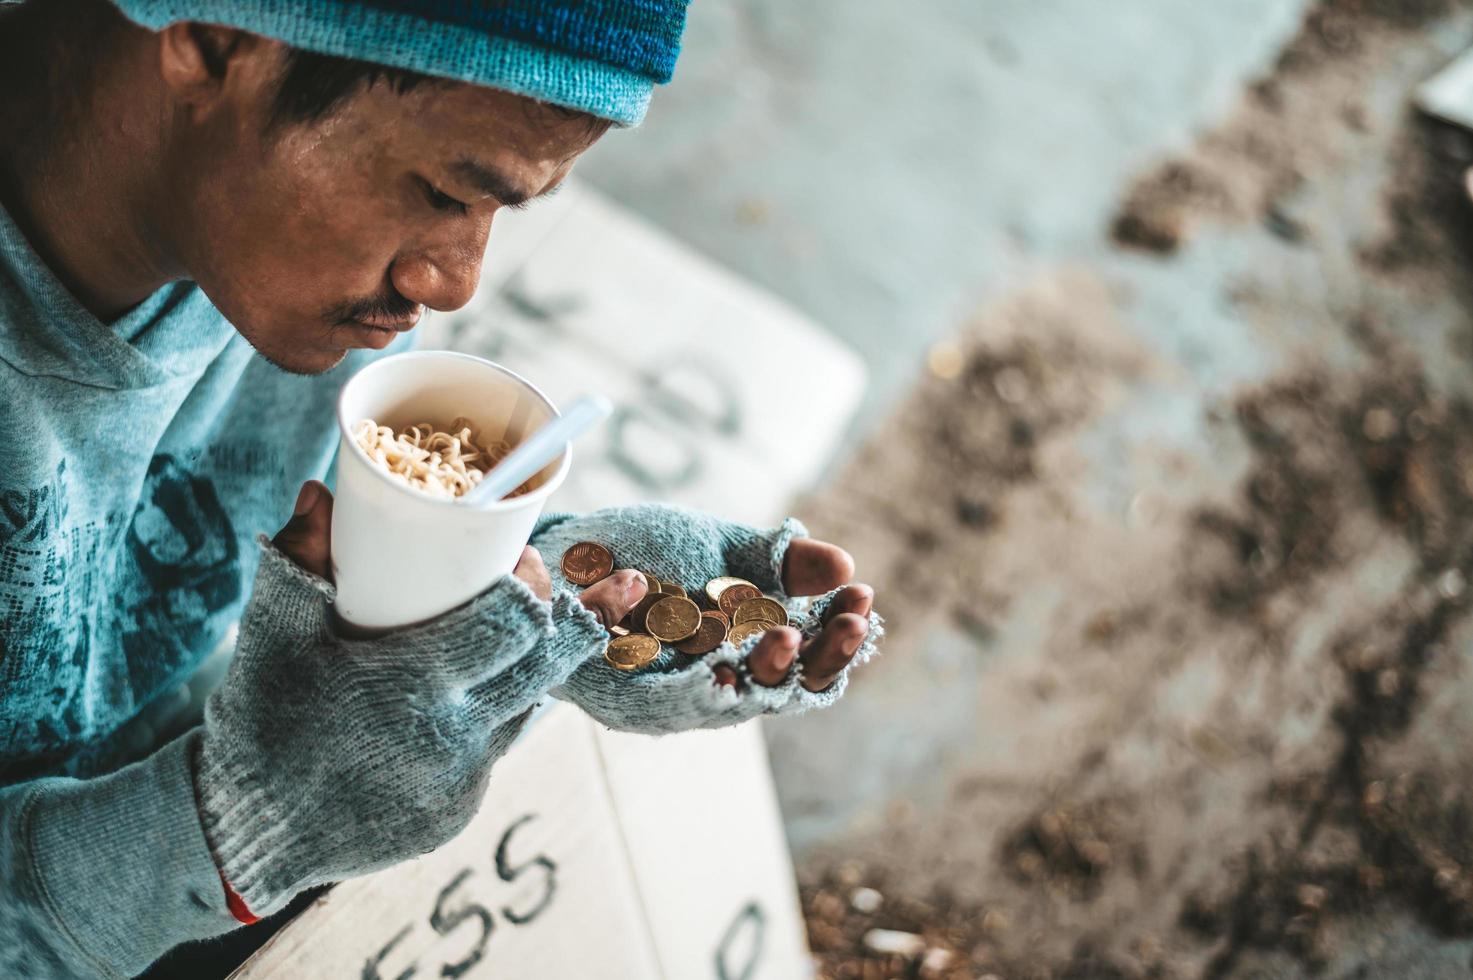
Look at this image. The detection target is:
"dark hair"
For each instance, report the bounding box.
[270,47,614,139]
[270,47,433,128]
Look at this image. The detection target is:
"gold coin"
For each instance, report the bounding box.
[706,576,756,606]
[561,541,615,586]
[641,571,662,594]
[628,593,664,633]
[604,634,660,671]
[718,583,762,618]
[732,596,787,627]
[646,596,702,642]
[660,581,688,598]
[675,612,728,655]
[727,621,773,646]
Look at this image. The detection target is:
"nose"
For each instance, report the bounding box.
[389,231,487,313]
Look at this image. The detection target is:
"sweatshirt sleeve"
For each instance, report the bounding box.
[0,729,239,979]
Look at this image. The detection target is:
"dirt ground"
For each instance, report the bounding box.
[770,2,1473,977]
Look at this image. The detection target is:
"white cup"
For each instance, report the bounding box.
[331,351,570,631]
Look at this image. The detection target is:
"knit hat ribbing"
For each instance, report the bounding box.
[110,0,691,126]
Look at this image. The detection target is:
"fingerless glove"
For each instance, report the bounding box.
[533,505,883,735]
[194,538,607,916]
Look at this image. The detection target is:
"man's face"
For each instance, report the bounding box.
[164,57,605,374]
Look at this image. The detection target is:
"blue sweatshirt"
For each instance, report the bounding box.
[0,201,382,975]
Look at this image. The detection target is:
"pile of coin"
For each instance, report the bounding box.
[559,541,794,671]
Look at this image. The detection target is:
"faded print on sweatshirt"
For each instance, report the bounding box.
[0,202,371,781]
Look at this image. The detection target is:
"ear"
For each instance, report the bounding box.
[157,23,267,111]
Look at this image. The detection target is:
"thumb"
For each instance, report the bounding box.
[272,480,334,581]
[578,570,649,630]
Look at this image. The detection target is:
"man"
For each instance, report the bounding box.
[0,1,881,976]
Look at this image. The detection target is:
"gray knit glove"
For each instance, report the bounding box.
[194,538,606,917]
[533,505,883,735]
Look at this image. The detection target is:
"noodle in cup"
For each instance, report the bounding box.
[332,351,570,631]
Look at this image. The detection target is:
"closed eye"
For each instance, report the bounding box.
[419,178,470,216]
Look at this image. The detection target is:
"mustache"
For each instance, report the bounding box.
[325,290,422,325]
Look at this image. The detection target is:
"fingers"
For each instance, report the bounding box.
[579,570,649,629]
[272,481,334,580]
[798,613,869,692]
[822,583,874,624]
[781,538,855,597]
[718,586,875,692]
[748,627,800,687]
[513,546,552,602]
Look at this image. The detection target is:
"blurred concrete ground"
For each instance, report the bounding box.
[579,0,1311,437]
[587,2,1473,977]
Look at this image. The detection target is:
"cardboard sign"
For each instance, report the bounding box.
[231,705,661,979]
[593,723,812,980]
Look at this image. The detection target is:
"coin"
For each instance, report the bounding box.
[706,576,756,606]
[727,621,772,645]
[562,541,614,586]
[732,596,787,627]
[609,623,630,637]
[605,633,660,671]
[628,593,664,633]
[646,596,702,642]
[708,609,731,628]
[660,581,688,598]
[717,583,762,618]
[641,571,662,594]
[675,611,728,655]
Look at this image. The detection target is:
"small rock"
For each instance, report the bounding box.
[1297,883,1328,909]
[862,928,927,958]
[1038,809,1066,841]
[928,342,966,381]
[1085,610,1119,643]
[1079,839,1113,869]
[1439,568,1465,600]
[920,947,954,975]
[850,887,883,914]
[1112,207,1184,254]
[1362,407,1398,442]
[955,496,996,529]
[811,890,845,924]
[1264,204,1306,243]
[993,366,1030,404]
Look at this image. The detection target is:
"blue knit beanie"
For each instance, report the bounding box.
[110,0,690,126]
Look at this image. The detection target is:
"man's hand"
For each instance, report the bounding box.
[273,485,871,695]
[273,481,650,628]
[202,484,639,917]
[716,539,873,693]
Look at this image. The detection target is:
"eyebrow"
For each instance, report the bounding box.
[449,157,556,208]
